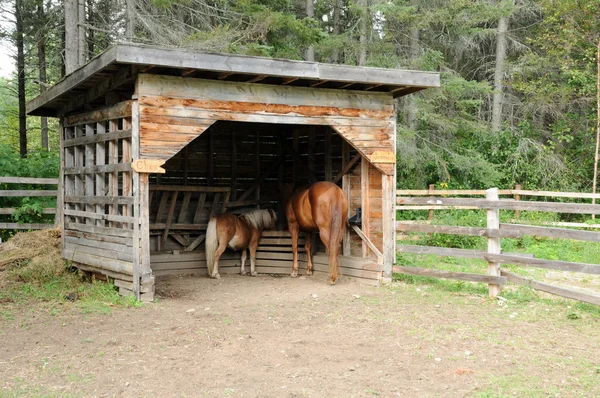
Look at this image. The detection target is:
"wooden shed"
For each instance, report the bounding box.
[27,44,440,301]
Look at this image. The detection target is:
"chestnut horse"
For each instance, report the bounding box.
[283,181,348,284]
[205,209,277,279]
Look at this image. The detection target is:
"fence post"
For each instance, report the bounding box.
[514,184,521,219]
[427,184,435,220]
[486,188,502,297]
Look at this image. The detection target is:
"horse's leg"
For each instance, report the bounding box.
[289,223,300,278]
[212,239,228,279]
[240,249,248,276]
[305,232,313,276]
[249,241,258,277]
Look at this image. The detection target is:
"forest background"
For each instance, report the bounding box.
[0,0,599,192]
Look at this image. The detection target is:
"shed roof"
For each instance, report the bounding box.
[26,44,440,117]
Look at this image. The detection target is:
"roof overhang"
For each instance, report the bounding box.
[27,44,441,117]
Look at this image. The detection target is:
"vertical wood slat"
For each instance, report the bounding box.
[210,192,221,219]
[487,188,502,297]
[74,125,85,224]
[255,131,260,207]
[382,173,395,280]
[122,117,132,222]
[63,125,75,226]
[131,101,141,298]
[342,141,351,256]
[308,128,315,182]
[324,128,332,182]
[160,191,179,250]
[178,192,192,223]
[208,131,214,185]
[108,119,119,227]
[277,135,285,230]
[95,121,106,227]
[231,131,237,201]
[293,129,299,184]
[193,193,207,223]
[84,124,95,225]
[156,191,169,222]
[59,120,67,255]
[361,157,371,258]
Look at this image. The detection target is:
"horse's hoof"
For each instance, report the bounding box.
[328,277,337,285]
[251,271,257,277]
[241,271,248,276]
[212,273,221,279]
[306,269,313,276]
[291,270,298,278]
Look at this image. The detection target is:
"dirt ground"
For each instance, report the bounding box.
[2,272,600,398]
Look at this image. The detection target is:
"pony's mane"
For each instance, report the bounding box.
[240,209,276,230]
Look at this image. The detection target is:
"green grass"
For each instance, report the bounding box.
[396,209,600,318]
[0,270,142,317]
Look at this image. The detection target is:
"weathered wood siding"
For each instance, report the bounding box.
[136,74,396,175]
[150,231,380,285]
[61,101,151,299]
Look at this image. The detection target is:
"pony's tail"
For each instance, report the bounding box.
[328,199,346,285]
[205,217,218,276]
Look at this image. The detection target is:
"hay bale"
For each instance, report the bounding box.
[0,228,66,282]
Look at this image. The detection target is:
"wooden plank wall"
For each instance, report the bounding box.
[61,101,147,298]
[150,231,381,285]
[136,74,396,176]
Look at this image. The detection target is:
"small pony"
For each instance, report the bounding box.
[205,209,277,279]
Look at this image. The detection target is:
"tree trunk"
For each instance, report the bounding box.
[87,0,94,56]
[16,0,27,158]
[358,0,368,66]
[126,0,135,39]
[332,0,341,63]
[78,0,86,66]
[37,0,49,150]
[592,40,600,215]
[305,0,315,61]
[65,0,78,74]
[491,15,508,133]
[407,28,420,130]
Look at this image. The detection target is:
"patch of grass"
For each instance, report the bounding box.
[396,210,600,317]
[0,270,141,317]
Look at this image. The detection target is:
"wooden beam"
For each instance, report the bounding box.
[333,153,361,184]
[0,177,58,184]
[238,158,283,202]
[246,74,268,83]
[351,225,383,263]
[394,265,507,285]
[62,64,137,115]
[501,270,600,306]
[281,77,299,85]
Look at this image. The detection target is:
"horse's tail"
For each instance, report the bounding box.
[205,217,218,276]
[328,191,347,285]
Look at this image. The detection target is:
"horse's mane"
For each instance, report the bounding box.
[240,209,276,230]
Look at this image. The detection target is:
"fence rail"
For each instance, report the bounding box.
[396,187,600,306]
[0,177,59,230]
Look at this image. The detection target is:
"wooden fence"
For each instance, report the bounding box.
[0,177,59,230]
[396,187,600,305]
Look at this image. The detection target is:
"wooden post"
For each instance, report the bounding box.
[486,188,502,297]
[593,40,600,220]
[255,131,260,207]
[427,184,435,220]
[514,184,521,219]
[208,131,214,185]
[342,141,351,256]
[231,131,237,200]
[382,173,395,282]
[324,128,332,182]
[361,157,370,258]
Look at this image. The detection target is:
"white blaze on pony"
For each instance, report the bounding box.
[205,209,277,279]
